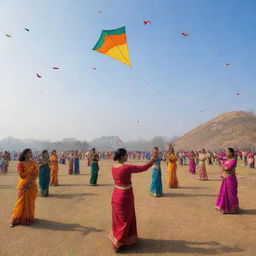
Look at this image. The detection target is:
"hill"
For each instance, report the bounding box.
[175,111,256,150]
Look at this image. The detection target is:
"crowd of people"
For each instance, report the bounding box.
[0,146,255,252]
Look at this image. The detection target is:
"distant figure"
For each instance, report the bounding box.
[50,150,59,186]
[1,151,9,174]
[167,146,179,188]
[188,151,196,174]
[216,148,239,214]
[248,152,255,168]
[89,148,100,186]
[197,149,208,181]
[68,153,74,175]
[109,148,158,252]
[38,150,50,197]
[74,150,80,175]
[150,147,163,197]
[10,149,38,227]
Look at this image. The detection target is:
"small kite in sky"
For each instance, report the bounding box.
[53,67,60,69]
[5,33,12,37]
[181,33,189,36]
[91,67,96,70]
[93,26,131,66]
[36,73,42,78]
[236,93,240,96]
[24,28,30,32]
[143,21,151,25]
[225,63,230,66]
[98,10,103,14]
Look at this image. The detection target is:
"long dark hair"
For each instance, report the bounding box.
[227,147,235,157]
[19,149,31,161]
[113,148,127,161]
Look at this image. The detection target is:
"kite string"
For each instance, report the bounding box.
[108,36,186,104]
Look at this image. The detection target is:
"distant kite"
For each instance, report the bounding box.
[36,73,42,78]
[143,21,151,25]
[5,33,12,37]
[236,93,240,96]
[91,67,97,70]
[98,10,103,14]
[53,67,60,69]
[181,33,189,36]
[93,26,131,66]
[24,28,30,32]
[225,63,230,66]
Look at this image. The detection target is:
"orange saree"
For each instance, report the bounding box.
[167,153,179,188]
[50,155,59,186]
[11,161,38,225]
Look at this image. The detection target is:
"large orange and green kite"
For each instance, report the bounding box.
[92,26,131,66]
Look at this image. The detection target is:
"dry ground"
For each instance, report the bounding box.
[0,160,256,256]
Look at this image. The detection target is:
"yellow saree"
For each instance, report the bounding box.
[167,153,179,188]
[11,161,38,225]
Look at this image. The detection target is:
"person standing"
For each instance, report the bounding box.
[150,147,163,197]
[215,148,239,214]
[109,148,158,252]
[188,151,196,174]
[89,148,100,186]
[38,150,51,197]
[197,149,208,181]
[167,147,179,188]
[68,152,74,175]
[1,151,9,174]
[10,149,38,227]
[74,150,80,175]
[50,150,59,186]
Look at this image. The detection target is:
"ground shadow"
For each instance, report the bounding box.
[163,193,216,198]
[119,238,243,254]
[179,187,208,190]
[0,185,15,189]
[59,184,86,187]
[30,219,103,235]
[239,209,256,215]
[49,193,97,199]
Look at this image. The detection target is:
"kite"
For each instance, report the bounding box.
[53,67,60,69]
[225,63,230,66]
[93,26,131,66]
[236,93,240,96]
[24,28,30,32]
[181,33,189,36]
[98,10,103,14]
[143,21,151,25]
[36,73,42,78]
[5,33,12,37]
[91,67,96,70]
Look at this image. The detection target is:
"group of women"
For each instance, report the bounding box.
[8,145,240,254]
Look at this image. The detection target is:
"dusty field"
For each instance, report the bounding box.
[0,160,256,256]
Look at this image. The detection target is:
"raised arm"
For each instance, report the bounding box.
[223,159,236,171]
[129,162,153,173]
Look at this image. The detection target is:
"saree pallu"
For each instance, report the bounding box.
[50,163,58,186]
[109,188,137,250]
[68,159,74,174]
[188,159,196,174]
[168,163,178,188]
[12,162,38,225]
[39,164,50,196]
[90,162,99,185]
[215,175,239,213]
[150,168,163,197]
[74,158,80,175]
[197,165,208,180]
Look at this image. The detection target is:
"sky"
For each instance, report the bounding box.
[0,0,255,141]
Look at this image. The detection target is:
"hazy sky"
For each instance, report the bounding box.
[0,0,255,141]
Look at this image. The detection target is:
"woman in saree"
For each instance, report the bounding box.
[216,148,239,214]
[10,149,38,227]
[167,147,179,188]
[68,152,74,175]
[188,151,196,174]
[247,152,255,168]
[150,147,163,197]
[38,150,50,197]
[1,151,9,174]
[197,149,208,181]
[89,148,100,186]
[110,148,158,252]
[50,150,59,186]
[74,150,80,175]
